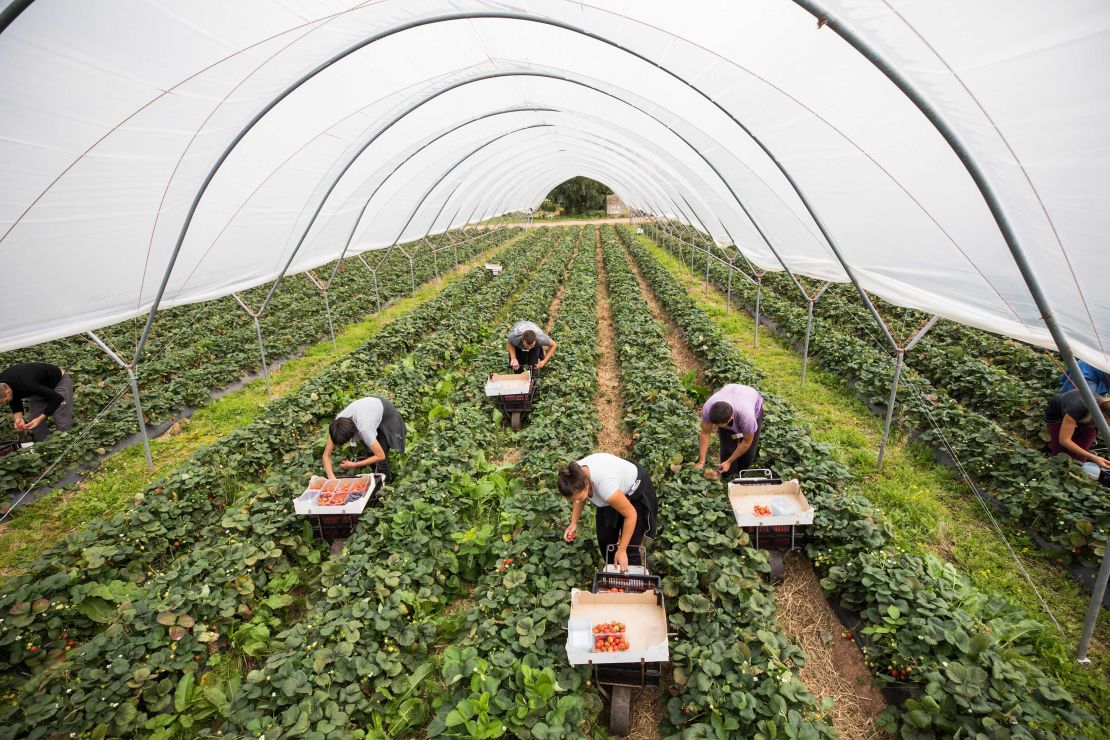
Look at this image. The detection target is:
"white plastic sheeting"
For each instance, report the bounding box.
[1,1,1108,366]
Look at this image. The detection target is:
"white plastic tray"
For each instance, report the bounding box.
[727,478,814,527]
[293,474,380,516]
[484,370,531,397]
[565,589,669,665]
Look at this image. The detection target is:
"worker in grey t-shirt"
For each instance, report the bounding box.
[506,320,557,373]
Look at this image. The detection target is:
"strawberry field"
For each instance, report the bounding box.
[0,224,1103,739]
[0,228,516,501]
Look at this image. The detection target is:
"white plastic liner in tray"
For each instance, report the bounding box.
[565,589,669,665]
[293,474,379,516]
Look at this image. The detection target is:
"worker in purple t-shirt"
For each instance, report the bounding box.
[695,383,765,477]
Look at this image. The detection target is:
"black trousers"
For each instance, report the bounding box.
[718,426,761,479]
[359,431,392,482]
[595,463,658,566]
[510,343,542,373]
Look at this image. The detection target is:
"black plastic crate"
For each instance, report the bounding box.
[591,571,661,596]
[595,662,663,689]
[310,513,362,541]
[743,524,809,550]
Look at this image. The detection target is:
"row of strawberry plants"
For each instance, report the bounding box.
[425,228,607,738]
[662,223,1061,400]
[622,226,1090,737]
[648,224,1110,566]
[760,273,1056,445]
[218,227,587,739]
[0,231,552,736]
[0,228,516,496]
[600,227,837,738]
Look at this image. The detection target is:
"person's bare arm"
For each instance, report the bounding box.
[607,491,638,572]
[719,434,754,474]
[695,420,714,468]
[322,438,337,479]
[340,440,385,471]
[537,339,557,368]
[507,342,519,369]
[564,497,587,541]
[1060,415,1110,468]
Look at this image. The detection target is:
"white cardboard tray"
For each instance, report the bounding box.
[484,370,531,397]
[293,474,379,516]
[565,589,669,665]
[727,478,814,527]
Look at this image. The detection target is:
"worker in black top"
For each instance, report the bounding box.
[0,362,74,442]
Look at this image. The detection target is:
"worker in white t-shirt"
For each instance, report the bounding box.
[558,452,658,572]
[322,396,407,482]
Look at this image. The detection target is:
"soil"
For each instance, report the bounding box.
[594,227,631,457]
[775,553,888,739]
[545,229,583,334]
[617,240,703,384]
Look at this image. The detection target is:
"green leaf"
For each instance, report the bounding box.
[76,597,117,624]
[174,671,195,713]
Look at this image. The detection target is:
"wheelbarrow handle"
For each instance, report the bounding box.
[603,544,649,572]
[731,468,777,485]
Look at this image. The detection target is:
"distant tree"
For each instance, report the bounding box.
[545,177,613,214]
[540,198,557,212]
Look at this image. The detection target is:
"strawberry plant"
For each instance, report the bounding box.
[630,224,1090,737]
[0,228,518,498]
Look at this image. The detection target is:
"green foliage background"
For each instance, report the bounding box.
[544,177,613,214]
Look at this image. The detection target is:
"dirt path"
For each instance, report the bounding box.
[618,239,703,385]
[776,554,887,739]
[594,227,631,457]
[545,228,583,334]
[613,229,886,739]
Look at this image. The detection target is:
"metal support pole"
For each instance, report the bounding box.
[726,266,733,317]
[754,276,763,348]
[86,331,152,469]
[874,317,937,470]
[126,370,152,470]
[704,240,711,296]
[306,271,337,351]
[878,349,905,471]
[355,254,382,314]
[252,316,271,399]
[231,293,272,399]
[801,282,831,387]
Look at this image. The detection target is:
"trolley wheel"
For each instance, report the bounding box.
[510,411,522,431]
[609,685,631,736]
[769,550,785,584]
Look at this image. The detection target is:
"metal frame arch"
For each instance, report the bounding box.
[134,10,886,366]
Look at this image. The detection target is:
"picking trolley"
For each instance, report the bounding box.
[484,368,539,430]
[566,546,669,736]
[728,468,815,583]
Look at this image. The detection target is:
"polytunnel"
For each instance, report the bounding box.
[2,0,1110,676]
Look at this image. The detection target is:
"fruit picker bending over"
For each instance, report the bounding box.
[558,452,658,573]
[506,320,556,374]
[323,395,407,482]
[1044,389,1110,469]
[695,383,765,478]
[0,361,74,442]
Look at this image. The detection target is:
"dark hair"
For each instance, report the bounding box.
[329,417,358,445]
[522,329,538,346]
[1079,395,1110,424]
[557,461,588,497]
[708,401,733,425]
